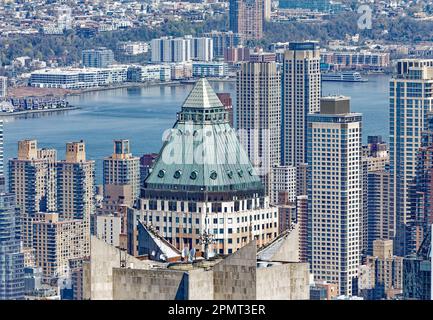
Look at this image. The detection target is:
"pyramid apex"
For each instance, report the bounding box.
[182,78,224,109]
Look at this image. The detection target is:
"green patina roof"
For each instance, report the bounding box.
[145,78,263,193]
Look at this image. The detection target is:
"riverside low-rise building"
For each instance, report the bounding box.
[29,66,128,89]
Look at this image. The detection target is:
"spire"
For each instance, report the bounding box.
[182,78,223,109]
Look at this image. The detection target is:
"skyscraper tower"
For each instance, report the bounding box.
[390,59,433,256]
[282,42,321,194]
[408,112,433,255]
[236,60,281,195]
[131,79,278,256]
[103,140,140,201]
[0,193,24,300]
[307,96,362,296]
[8,140,57,248]
[57,141,95,255]
[0,120,24,300]
[229,0,263,40]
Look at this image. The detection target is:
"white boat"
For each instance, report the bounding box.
[321,71,368,82]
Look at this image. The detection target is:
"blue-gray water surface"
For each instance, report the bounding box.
[3,74,390,184]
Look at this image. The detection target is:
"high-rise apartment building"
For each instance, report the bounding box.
[282,42,321,192]
[389,59,433,256]
[229,0,263,40]
[57,141,95,256]
[0,122,24,300]
[103,140,140,202]
[129,79,278,256]
[270,165,296,205]
[9,140,57,248]
[0,192,25,300]
[357,239,403,300]
[236,61,281,195]
[151,37,191,63]
[203,31,243,58]
[408,112,433,254]
[362,136,392,256]
[307,96,362,296]
[32,212,86,281]
[191,37,213,62]
[403,226,432,300]
[151,36,213,63]
[0,76,7,98]
[82,47,115,68]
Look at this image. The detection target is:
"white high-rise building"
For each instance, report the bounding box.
[0,76,7,98]
[282,42,321,168]
[191,37,213,62]
[270,165,296,205]
[390,59,433,256]
[151,37,191,63]
[307,96,362,296]
[151,36,213,63]
[236,61,281,195]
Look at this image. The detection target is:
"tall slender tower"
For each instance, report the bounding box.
[236,60,281,195]
[0,120,24,300]
[229,0,263,40]
[57,141,95,255]
[408,112,433,255]
[390,59,433,256]
[282,42,321,168]
[103,139,140,201]
[307,96,362,296]
[8,140,57,248]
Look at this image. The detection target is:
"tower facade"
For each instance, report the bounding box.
[0,193,24,300]
[307,96,362,296]
[282,42,321,168]
[408,112,433,254]
[82,47,114,68]
[229,0,263,40]
[103,139,140,201]
[8,140,57,248]
[236,61,281,195]
[389,59,433,256]
[57,141,95,255]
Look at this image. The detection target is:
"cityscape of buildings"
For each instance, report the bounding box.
[1,0,433,303]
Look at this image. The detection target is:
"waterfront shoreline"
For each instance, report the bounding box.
[64,78,236,96]
[65,81,182,97]
[0,106,80,117]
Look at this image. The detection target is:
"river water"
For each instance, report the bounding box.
[3,74,390,183]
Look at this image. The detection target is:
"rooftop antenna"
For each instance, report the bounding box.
[119,247,127,268]
[199,189,216,260]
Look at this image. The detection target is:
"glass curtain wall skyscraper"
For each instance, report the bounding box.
[0,120,24,300]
